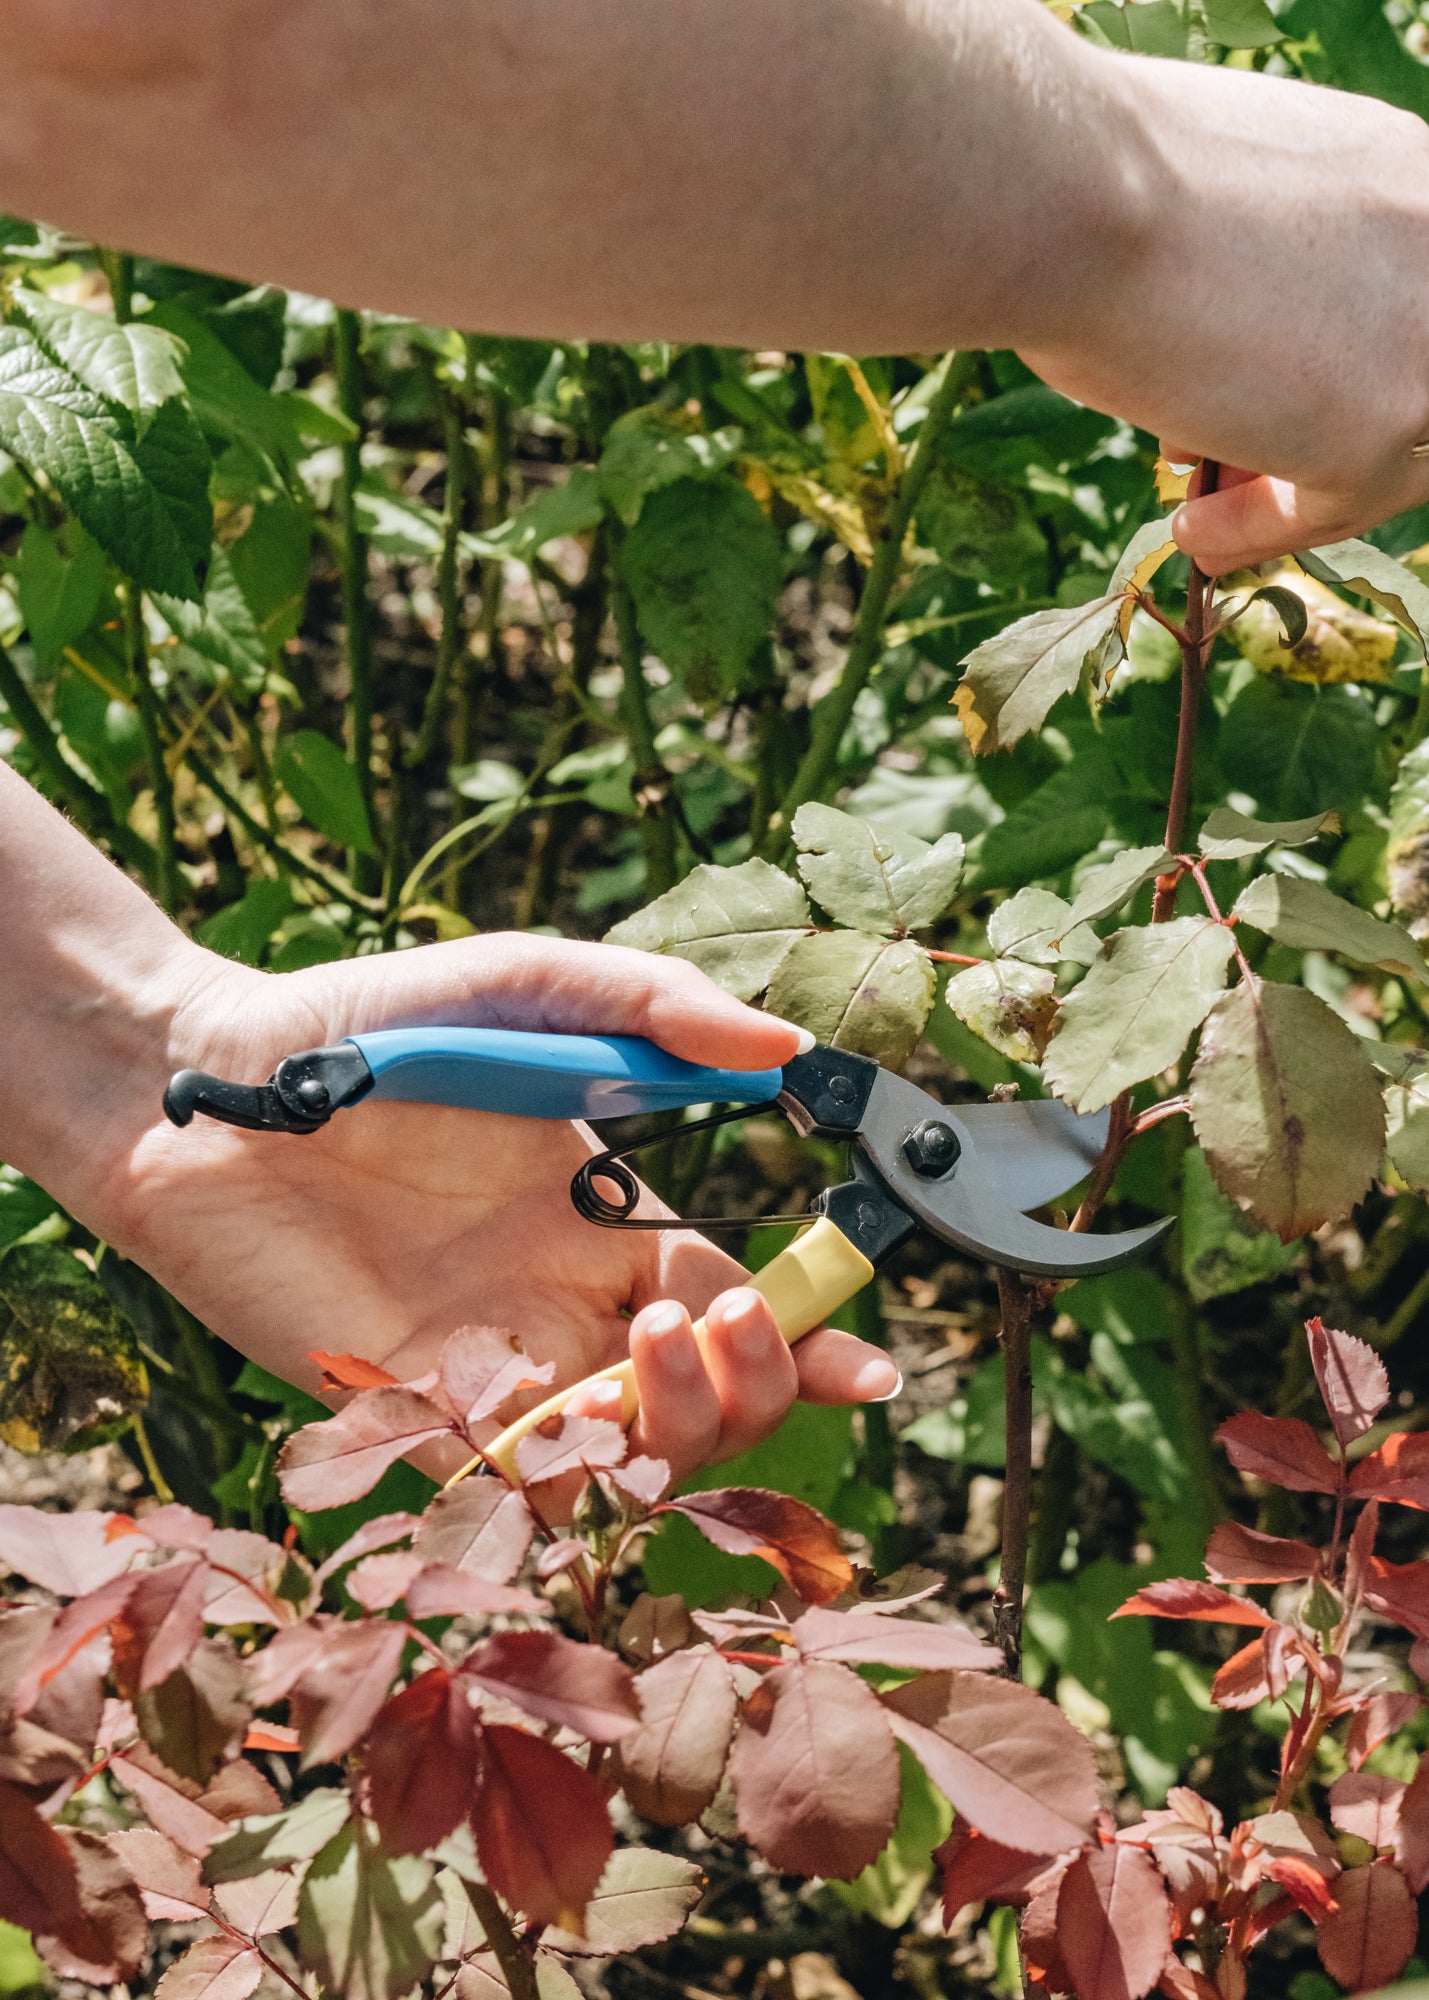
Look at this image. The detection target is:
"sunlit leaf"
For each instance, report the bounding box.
[1233,873,1428,982]
[605,858,812,1001]
[731,1661,900,1879]
[765,931,935,1070]
[944,959,1057,1063]
[791,802,964,935]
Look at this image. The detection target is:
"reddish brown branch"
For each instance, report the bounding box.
[991,1267,1036,1677]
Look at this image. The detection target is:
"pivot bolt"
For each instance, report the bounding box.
[294,1077,331,1114]
[903,1119,960,1179]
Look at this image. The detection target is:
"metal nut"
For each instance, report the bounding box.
[902,1119,961,1179]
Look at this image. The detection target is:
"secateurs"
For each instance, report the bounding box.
[164,1028,1170,1477]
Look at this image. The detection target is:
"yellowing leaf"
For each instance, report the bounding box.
[954,594,1122,756]
[944,961,1057,1063]
[1189,980,1385,1240]
[1228,566,1397,684]
[1154,457,1194,505]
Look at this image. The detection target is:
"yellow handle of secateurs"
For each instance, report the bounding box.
[445,1215,876,1487]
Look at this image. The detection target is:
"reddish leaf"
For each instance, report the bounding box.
[1330,1772,1403,1851]
[440,1326,556,1426]
[1203,1522,1320,1586]
[133,1636,250,1784]
[1344,1690,1420,1770]
[791,1605,1001,1672]
[211,1866,301,1937]
[200,1757,281,1821]
[882,1672,1098,1856]
[660,1489,852,1606]
[937,1826,1060,1923]
[1344,1499,1378,1611]
[309,1349,399,1391]
[35,1826,147,1986]
[205,1529,299,1628]
[1398,1749,1429,1894]
[277,1387,454,1511]
[0,1714,86,1788]
[0,1779,92,1934]
[1306,1318,1388,1445]
[514,1414,628,1489]
[403,1562,546,1621]
[1348,1431,1429,1511]
[473,1723,612,1928]
[345,1550,425,1610]
[411,1481,535,1583]
[1265,1852,1339,1920]
[1112,1580,1273,1629]
[12,1572,136,1711]
[1058,1845,1172,2000]
[1412,1636,1429,1680]
[611,1647,738,1825]
[464,1630,639,1742]
[542,1846,704,1956]
[609,1456,672,1510]
[1022,1872,1075,1994]
[1316,1860,1416,1992]
[133,1505,213,1553]
[729,1659,899,1880]
[1364,1555,1429,1639]
[106,1828,209,1921]
[312,1513,421,1588]
[1211,1627,1304,1711]
[1216,1412,1340,1494]
[245,1722,301,1753]
[113,1558,211,1693]
[0,1505,138,1595]
[154,1935,265,2000]
[290,1618,406,1768]
[109,1745,231,1855]
[1158,1956,1218,2000]
[365,1667,482,1855]
[536,1537,588,1581]
[247,1618,333,1707]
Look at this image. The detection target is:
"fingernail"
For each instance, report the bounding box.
[647,1311,702,1377]
[719,1288,770,1358]
[642,1304,686,1337]
[854,1357,902,1402]
[767,1015,816,1054]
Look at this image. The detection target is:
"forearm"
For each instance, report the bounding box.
[0,0,1159,357]
[0,764,209,1215]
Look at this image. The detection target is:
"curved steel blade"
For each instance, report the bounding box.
[856,1073,1171,1278]
[951,1098,1110,1212]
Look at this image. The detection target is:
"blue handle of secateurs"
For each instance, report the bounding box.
[345,1027,784,1123]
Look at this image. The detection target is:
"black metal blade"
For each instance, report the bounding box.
[951,1098,1111,1212]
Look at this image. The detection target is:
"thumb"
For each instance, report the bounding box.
[1173,475,1350,575]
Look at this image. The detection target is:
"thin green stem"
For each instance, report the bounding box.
[757,350,966,855]
[129,1415,174,1505]
[406,380,470,770]
[102,249,135,325]
[613,574,678,896]
[127,590,180,912]
[333,308,379,889]
[186,746,379,910]
[461,1883,539,2000]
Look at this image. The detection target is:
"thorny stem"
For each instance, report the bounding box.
[756,349,967,856]
[462,1882,539,2000]
[926,948,985,967]
[333,307,379,891]
[991,1266,1035,1677]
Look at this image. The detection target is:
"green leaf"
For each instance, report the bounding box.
[1385,1071,1429,1193]
[986,887,1099,966]
[1232,874,1429,982]
[154,545,268,692]
[831,1741,953,1929]
[1197,807,1340,863]
[1043,918,1235,1114]
[1280,0,1429,117]
[466,468,605,564]
[968,757,1113,892]
[1062,845,1173,932]
[1219,678,1377,820]
[0,1241,147,1452]
[296,1819,444,2000]
[618,478,782,703]
[15,289,186,430]
[790,802,964,935]
[0,324,210,598]
[1180,1143,1298,1303]
[1200,0,1284,45]
[944,959,1057,1063]
[1246,584,1308,648]
[903,1355,1006,1468]
[1297,539,1429,657]
[13,523,105,662]
[604,858,812,1001]
[197,878,297,967]
[0,1169,58,1256]
[1044,1335,1191,1509]
[954,593,1121,755]
[765,932,936,1070]
[206,1791,353,1883]
[273,729,376,855]
[145,301,308,485]
[1080,0,1191,55]
[597,408,740,526]
[1387,738,1429,922]
[1189,980,1385,1240]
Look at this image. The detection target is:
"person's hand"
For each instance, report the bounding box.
[99,933,898,1485]
[1021,52,1429,574]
